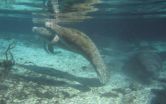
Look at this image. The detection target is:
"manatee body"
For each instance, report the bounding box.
[123,48,162,83]
[33,23,110,84]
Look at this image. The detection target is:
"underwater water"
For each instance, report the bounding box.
[0,0,166,104]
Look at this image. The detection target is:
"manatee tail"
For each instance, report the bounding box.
[98,64,110,84]
[91,50,110,84]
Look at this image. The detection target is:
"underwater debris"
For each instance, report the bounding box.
[120,94,136,104]
[0,60,13,81]
[100,92,119,98]
[4,41,16,62]
[0,99,6,104]
[111,88,129,95]
[0,41,16,82]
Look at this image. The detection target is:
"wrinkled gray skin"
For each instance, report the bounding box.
[123,48,162,84]
[32,26,110,85]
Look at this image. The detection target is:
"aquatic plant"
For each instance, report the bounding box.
[0,41,16,82]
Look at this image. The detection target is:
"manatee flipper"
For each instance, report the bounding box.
[46,34,61,54]
[43,41,54,54]
[43,41,49,53]
[47,43,54,54]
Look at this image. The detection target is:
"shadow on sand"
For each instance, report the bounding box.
[12,64,102,91]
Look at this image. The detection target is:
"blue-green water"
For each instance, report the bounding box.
[0,0,166,104]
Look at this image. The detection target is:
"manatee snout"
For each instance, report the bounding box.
[32,26,53,40]
[32,27,48,35]
[32,26,45,34]
[32,26,38,32]
[45,21,51,27]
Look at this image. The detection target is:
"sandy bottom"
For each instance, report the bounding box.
[0,33,166,104]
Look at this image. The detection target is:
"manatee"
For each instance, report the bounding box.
[32,23,110,84]
[32,27,60,53]
[123,47,162,84]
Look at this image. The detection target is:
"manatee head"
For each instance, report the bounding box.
[32,27,51,37]
[45,21,53,28]
[32,26,54,41]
